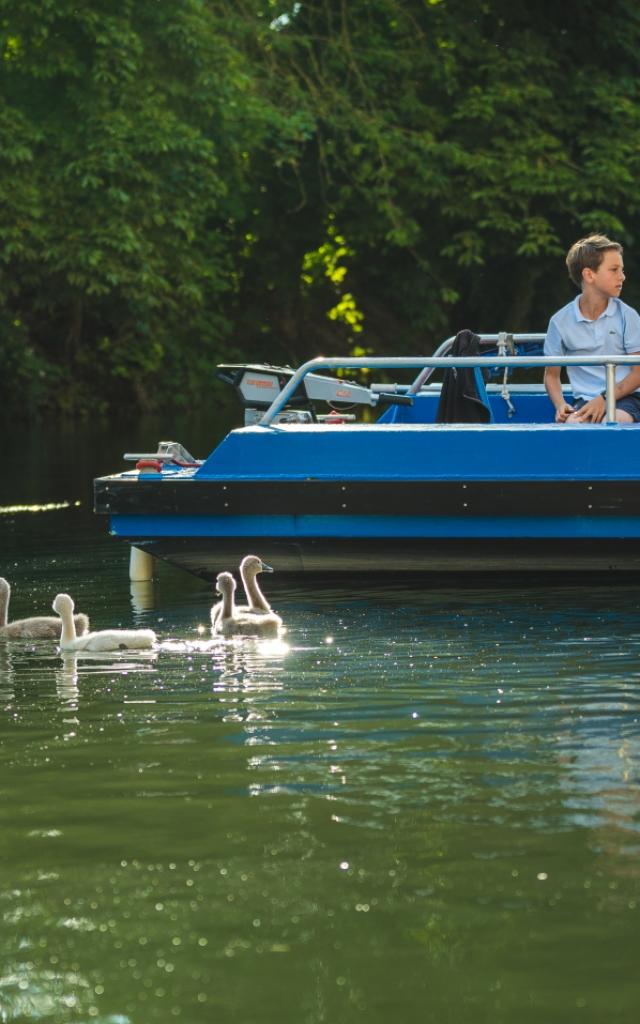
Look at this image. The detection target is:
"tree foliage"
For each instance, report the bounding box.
[0,0,281,413]
[2,0,640,416]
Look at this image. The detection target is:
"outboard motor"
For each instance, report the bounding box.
[216,363,394,425]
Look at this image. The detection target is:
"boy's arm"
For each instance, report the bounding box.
[544,317,575,422]
[622,303,640,354]
[571,353,640,423]
[611,359,640,397]
[544,366,575,422]
[575,303,640,421]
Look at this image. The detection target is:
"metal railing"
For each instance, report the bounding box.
[258,343,638,426]
[406,332,544,393]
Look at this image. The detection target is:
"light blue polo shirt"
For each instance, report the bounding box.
[544,296,640,400]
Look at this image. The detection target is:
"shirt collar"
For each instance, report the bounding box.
[573,295,617,322]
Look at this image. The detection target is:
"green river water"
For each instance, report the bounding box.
[0,416,639,1023]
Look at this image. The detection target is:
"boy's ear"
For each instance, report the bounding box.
[582,266,594,285]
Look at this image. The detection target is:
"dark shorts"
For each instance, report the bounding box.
[574,393,640,422]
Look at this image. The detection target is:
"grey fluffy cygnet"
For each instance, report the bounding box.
[0,577,89,640]
[211,572,281,638]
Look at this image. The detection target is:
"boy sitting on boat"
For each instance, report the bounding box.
[544,234,640,423]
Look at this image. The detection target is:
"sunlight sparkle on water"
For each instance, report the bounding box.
[0,500,81,514]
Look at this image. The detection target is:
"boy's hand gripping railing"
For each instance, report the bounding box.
[258,354,639,427]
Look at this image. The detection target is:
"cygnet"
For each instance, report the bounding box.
[239,554,276,613]
[52,593,156,652]
[211,572,281,638]
[0,577,89,640]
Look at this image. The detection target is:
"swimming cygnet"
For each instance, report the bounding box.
[211,572,281,638]
[52,593,156,652]
[211,555,276,629]
[239,554,276,613]
[0,577,89,640]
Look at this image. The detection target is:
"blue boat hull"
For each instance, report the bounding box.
[94,420,640,578]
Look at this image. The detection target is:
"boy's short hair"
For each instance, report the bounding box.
[566,234,623,289]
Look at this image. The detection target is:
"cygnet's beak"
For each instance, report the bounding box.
[261,561,274,573]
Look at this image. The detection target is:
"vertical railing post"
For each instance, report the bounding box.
[605,363,617,424]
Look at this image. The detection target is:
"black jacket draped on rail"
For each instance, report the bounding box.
[435,329,491,424]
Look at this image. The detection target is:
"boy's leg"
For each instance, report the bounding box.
[614,394,640,423]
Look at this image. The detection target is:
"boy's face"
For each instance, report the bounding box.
[583,249,625,297]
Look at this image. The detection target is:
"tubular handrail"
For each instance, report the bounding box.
[258,351,640,426]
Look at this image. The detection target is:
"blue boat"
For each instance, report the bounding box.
[93,333,640,578]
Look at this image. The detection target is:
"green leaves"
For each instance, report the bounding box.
[0,0,246,415]
[3,0,640,415]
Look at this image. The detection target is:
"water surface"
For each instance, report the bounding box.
[1,419,639,1023]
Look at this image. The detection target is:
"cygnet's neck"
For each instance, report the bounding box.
[220,584,235,619]
[58,602,78,645]
[242,566,271,612]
